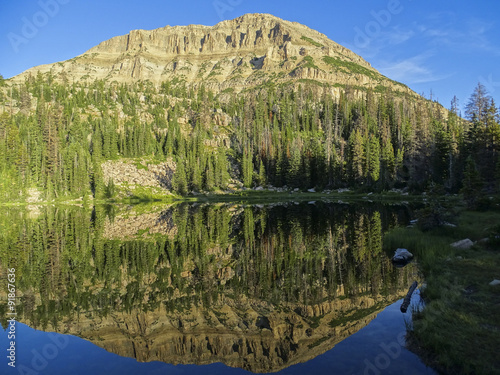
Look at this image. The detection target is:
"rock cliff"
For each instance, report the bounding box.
[12,13,415,96]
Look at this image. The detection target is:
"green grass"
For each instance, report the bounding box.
[133,161,149,171]
[322,56,379,80]
[301,56,319,69]
[136,227,150,236]
[301,36,324,48]
[297,78,328,87]
[383,227,453,273]
[387,209,500,374]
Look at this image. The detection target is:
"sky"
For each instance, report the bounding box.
[1,0,499,113]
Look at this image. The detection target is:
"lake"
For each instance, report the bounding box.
[0,201,435,374]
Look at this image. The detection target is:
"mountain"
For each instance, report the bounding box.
[11,13,414,96]
[0,13,470,202]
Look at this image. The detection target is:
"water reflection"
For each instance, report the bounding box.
[0,202,421,373]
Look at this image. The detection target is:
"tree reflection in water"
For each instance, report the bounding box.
[0,202,419,373]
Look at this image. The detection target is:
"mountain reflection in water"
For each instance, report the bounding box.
[0,202,426,373]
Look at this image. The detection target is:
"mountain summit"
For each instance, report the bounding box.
[14,13,413,95]
[1,13,459,204]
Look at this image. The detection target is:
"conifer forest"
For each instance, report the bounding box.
[0,73,499,203]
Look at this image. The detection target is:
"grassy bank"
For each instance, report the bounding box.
[384,210,500,374]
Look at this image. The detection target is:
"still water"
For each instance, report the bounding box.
[0,202,435,374]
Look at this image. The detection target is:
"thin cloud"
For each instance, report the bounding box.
[345,26,416,59]
[420,18,500,55]
[377,53,454,84]
[384,27,415,45]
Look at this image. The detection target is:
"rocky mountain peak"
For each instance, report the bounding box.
[11,13,414,97]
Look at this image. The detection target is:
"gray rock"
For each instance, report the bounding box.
[307,188,316,193]
[392,248,414,265]
[450,239,474,250]
[489,279,500,286]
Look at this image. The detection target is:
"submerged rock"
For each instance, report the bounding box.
[392,248,414,267]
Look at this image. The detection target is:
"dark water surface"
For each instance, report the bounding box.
[0,202,435,374]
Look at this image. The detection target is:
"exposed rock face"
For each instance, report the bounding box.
[12,13,415,96]
[101,158,175,190]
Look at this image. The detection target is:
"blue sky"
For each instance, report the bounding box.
[1,0,499,113]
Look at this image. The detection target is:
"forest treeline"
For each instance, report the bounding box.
[0,203,411,328]
[0,72,499,200]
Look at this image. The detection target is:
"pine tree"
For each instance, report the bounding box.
[367,135,380,186]
[381,138,395,188]
[348,129,365,184]
[172,158,188,195]
[242,146,253,188]
[465,83,490,124]
[258,159,266,187]
[461,156,483,209]
[204,154,215,191]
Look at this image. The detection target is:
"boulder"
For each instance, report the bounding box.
[392,248,414,266]
[489,279,500,286]
[450,239,474,250]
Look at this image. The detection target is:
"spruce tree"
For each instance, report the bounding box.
[367,135,380,186]
[172,159,188,195]
[461,156,483,209]
[348,129,365,184]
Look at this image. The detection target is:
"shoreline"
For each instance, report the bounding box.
[384,208,500,375]
[0,189,435,207]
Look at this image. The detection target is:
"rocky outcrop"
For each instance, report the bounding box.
[10,13,417,98]
[101,158,175,190]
